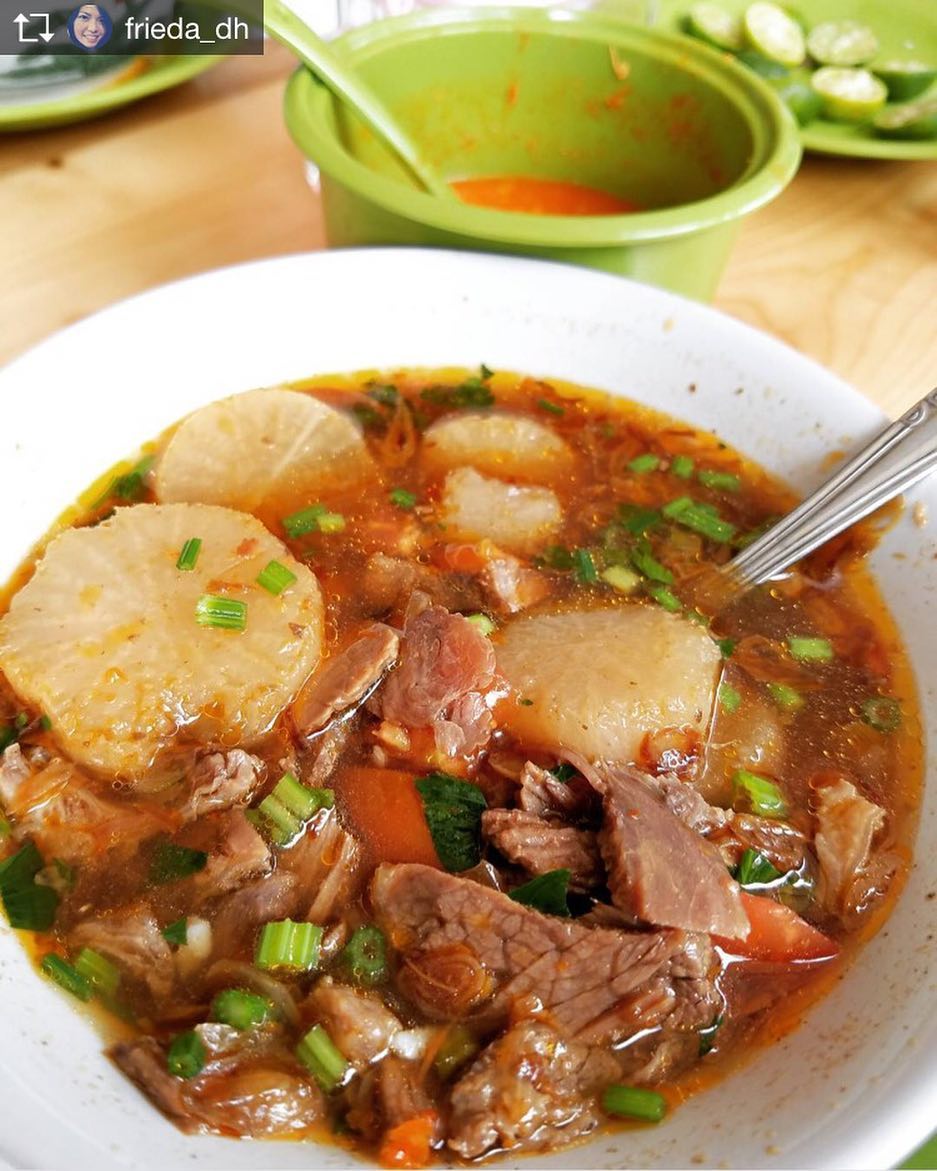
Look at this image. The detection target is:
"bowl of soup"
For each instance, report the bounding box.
[283,7,801,301]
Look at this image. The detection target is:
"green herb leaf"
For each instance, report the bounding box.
[734,848,783,888]
[149,840,208,885]
[167,1030,206,1079]
[162,917,188,946]
[415,773,487,872]
[538,545,575,570]
[717,637,736,659]
[572,548,598,585]
[389,487,417,510]
[366,383,399,406]
[0,841,59,930]
[698,1014,723,1056]
[617,505,662,535]
[421,378,495,409]
[509,869,571,917]
[548,763,577,782]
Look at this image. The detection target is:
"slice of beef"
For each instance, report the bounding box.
[814,778,886,914]
[277,809,362,923]
[291,624,400,739]
[189,810,271,901]
[481,808,603,891]
[179,749,264,822]
[585,761,749,940]
[447,1020,619,1159]
[721,811,808,874]
[71,909,174,1002]
[211,871,300,957]
[651,773,730,835]
[517,760,597,822]
[111,1025,323,1138]
[362,553,485,616]
[307,977,401,1068]
[370,863,682,1044]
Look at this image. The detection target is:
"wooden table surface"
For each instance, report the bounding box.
[1,42,936,420]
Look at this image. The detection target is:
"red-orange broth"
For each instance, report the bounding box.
[0,369,920,1166]
[451,176,639,215]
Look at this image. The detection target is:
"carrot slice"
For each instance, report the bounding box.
[378,1111,438,1169]
[336,767,440,868]
[716,891,839,963]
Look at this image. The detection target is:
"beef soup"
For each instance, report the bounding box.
[0,369,920,1165]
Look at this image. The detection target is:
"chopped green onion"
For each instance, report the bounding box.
[41,954,91,1001]
[74,947,121,998]
[162,917,188,946]
[434,1024,479,1079]
[719,683,742,714]
[537,544,575,570]
[787,636,833,662]
[734,848,783,888]
[113,455,154,502]
[479,364,494,381]
[296,1024,350,1093]
[630,539,673,584]
[367,383,399,406]
[698,469,741,492]
[255,918,322,972]
[767,682,804,712]
[316,512,346,534]
[698,1014,723,1056]
[464,613,496,636]
[167,1030,206,1079]
[176,538,202,572]
[195,594,247,632]
[211,987,273,1030]
[509,869,571,916]
[149,840,208,885]
[861,695,901,733]
[341,925,388,985]
[628,453,660,474]
[663,496,736,543]
[389,487,417,510]
[0,724,18,753]
[671,454,695,479]
[39,715,52,731]
[601,1085,667,1123]
[601,565,641,594]
[256,560,297,596]
[254,774,333,846]
[733,769,787,817]
[0,841,59,930]
[14,713,28,731]
[549,763,577,782]
[617,505,662,535]
[282,504,327,537]
[537,398,565,416]
[646,583,682,613]
[572,548,598,585]
[717,637,736,659]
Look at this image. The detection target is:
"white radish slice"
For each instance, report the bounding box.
[155,387,374,512]
[0,503,323,779]
[422,412,572,480]
[439,467,562,554]
[495,606,720,763]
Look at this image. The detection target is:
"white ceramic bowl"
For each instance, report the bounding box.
[0,250,933,1170]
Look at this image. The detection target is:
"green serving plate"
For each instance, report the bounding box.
[0,55,219,132]
[654,0,937,159]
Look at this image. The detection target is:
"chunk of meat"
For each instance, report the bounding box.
[277,809,362,923]
[440,467,563,554]
[375,604,496,758]
[377,1054,436,1131]
[71,910,174,1001]
[362,553,485,616]
[587,761,749,940]
[495,607,720,764]
[211,871,300,957]
[815,778,886,913]
[651,773,730,835]
[179,749,264,822]
[617,1032,700,1086]
[291,624,399,739]
[345,1055,439,1150]
[307,977,401,1068]
[189,810,271,901]
[516,760,597,822]
[480,551,551,614]
[371,864,683,1044]
[482,808,603,891]
[448,1020,619,1159]
[721,811,807,874]
[111,1027,323,1138]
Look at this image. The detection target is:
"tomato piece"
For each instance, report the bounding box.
[378,1111,438,1169]
[716,891,840,963]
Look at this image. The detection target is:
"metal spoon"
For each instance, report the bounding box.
[723,386,937,594]
[264,0,451,199]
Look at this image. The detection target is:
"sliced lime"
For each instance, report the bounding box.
[686,2,744,51]
[873,95,937,140]
[771,72,824,124]
[873,60,937,102]
[811,66,888,121]
[743,2,806,67]
[735,48,790,79]
[806,21,879,67]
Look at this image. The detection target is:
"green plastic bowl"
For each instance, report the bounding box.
[284,7,802,301]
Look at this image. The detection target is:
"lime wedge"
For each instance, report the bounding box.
[743,2,806,67]
[771,72,823,124]
[806,21,879,67]
[686,2,744,51]
[735,48,790,79]
[811,67,888,121]
[873,61,937,102]
[873,96,937,140]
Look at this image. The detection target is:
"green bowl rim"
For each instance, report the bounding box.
[283,5,803,248]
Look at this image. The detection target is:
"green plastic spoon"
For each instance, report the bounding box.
[264,0,450,198]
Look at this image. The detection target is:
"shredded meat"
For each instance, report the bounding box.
[516,760,597,822]
[307,977,401,1068]
[650,773,730,835]
[448,1020,619,1158]
[189,810,271,901]
[71,910,174,1001]
[179,749,264,822]
[482,808,603,891]
[277,809,362,923]
[815,778,886,913]
[371,863,683,1044]
[291,624,399,739]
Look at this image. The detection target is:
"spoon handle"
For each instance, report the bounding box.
[265,0,451,199]
[726,387,937,589]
